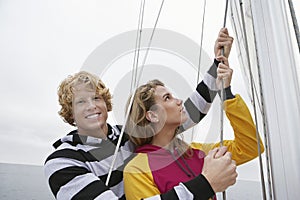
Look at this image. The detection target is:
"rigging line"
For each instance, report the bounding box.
[105,0,165,187]
[253,1,278,199]
[231,2,272,198]
[254,1,278,199]
[220,0,229,147]
[288,0,300,53]
[222,0,230,28]
[220,0,229,199]
[287,2,300,114]
[230,7,271,197]
[230,2,253,102]
[191,0,207,145]
[131,0,146,93]
[239,1,267,199]
[136,0,165,82]
[196,0,207,84]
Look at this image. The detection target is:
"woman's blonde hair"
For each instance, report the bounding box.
[125,79,164,146]
[57,71,112,126]
[126,79,192,157]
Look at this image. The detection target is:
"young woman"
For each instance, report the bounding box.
[123,56,264,200]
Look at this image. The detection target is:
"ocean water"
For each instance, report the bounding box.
[0,162,262,200]
[0,163,53,200]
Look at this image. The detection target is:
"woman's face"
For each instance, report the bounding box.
[153,85,188,128]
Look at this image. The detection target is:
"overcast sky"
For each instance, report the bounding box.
[0,0,299,184]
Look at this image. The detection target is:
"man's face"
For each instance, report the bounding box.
[72,83,108,138]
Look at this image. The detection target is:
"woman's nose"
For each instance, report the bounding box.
[177,98,183,105]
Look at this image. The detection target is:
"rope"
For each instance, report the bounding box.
[287,0,300,53]
[219,0,230,199]
[130,0,146,93]
[220,0,229,148]
[239,0,267,199]
[196,0,207,84]
[190,0,207,145]
[136,0,165,82]
[105,0,165,187]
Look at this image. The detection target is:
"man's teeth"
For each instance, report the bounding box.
[87,114,100,119]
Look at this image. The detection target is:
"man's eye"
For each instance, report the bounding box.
[76,100,84,104]
[94,96,101,100]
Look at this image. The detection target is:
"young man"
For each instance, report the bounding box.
[44,28,237,200]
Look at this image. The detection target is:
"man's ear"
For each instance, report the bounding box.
[146,111,159,123]
[70,112,76,124]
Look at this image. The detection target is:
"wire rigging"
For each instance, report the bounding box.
[131,0,146,93]
[220,0,229,149]
[196,0,207,84]
[219,0,230,199]
[238,0,267,199]
[105,0,165,187]
[190,0,207,144]
[288,0,300,53]
[136,0,165,82]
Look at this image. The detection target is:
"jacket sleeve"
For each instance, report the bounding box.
[44,149,122,200]
[124,154,160,200]
[124,154,215,200]
[191,94,265,165]
[179,60,219,132]
[145,174,215,200]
